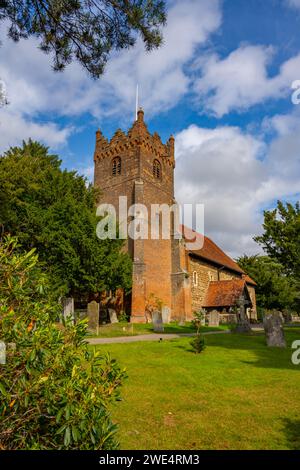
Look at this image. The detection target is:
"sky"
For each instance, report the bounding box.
[0,0,300,258]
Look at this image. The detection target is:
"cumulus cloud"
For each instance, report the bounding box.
[0,0,221,119]
[194,44,300,116]
[0,109,72,153]
[0,0,222,151]
[174,120,300,257]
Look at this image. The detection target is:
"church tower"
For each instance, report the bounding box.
[94,109,192,322]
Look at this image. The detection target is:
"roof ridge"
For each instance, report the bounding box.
[180,225,245,275]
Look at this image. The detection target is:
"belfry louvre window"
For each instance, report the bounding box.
[112,157,121,176]
[153,159,161,179]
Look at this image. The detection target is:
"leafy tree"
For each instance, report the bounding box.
[237,254,299,311]
[0,0,166,77]
[0,139,132,298]
[0,237,126,449]
[254,201,300,279]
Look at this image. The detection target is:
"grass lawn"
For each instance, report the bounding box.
[88,321,230,338]
[93,327,300,450]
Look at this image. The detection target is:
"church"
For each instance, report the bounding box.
[93,109,257,323]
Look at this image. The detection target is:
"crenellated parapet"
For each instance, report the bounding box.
[94,108,175,167]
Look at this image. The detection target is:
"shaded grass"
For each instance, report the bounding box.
[88,321,230,338]
[93,327,300,450]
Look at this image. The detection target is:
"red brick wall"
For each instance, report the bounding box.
[94,110,178,322]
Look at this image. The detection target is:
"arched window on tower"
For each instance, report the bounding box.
[153,159,161,179]
[112,157,121,176]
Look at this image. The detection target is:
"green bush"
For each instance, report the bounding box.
[190,333,206,354]
[191,309,206,333]
[0,236,126,449]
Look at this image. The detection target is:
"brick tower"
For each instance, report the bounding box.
[93,109,192,322]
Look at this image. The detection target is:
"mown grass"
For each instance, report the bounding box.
[88,321,230,338]
[93,327,300,450]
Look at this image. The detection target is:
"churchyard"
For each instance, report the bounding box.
[87,321,229,338]
[93,327,300,450]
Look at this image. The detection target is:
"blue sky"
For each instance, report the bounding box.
[0,0,300,257]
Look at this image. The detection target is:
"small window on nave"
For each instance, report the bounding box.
[112,157,121,176]
[153,159,161,179]
[192,271,198,287]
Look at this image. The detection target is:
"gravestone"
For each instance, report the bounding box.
[108,308,118,324]
[162,306,171,324]
[62,297,74,322]
[152,310,164,333]
[87,301,99,334]
[208,310,220,327]
[235,295,252,333]
[0,341,6,365]
[263,311,286,347]
[178,317,186,326]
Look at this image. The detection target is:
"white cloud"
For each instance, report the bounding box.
[78,165,94,182]
[174,120,300,257]
[194,44,300,116]
[0,0,222,152]
[0,109,72,153]
[0,0,221,121]
[285,0,300,8]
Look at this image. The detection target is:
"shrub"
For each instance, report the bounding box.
[191,309,206,333]
[0,236,126,449]
[190,333,206,354]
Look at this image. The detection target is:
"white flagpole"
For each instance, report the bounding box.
[135,84,139,120]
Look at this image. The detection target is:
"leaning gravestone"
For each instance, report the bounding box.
[62,297,74,322]
[87,301,99,334]
[208,310,220,327]
[108,308,118,324]
[162,306,171,324]
[235,295,252,333]
[263,311,286,348]
[0,341,6,365]
[152,310,164,333]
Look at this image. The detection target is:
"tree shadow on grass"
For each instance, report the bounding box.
[281,418,300,450]
[174,328,300,371]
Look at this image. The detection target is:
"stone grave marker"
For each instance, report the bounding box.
[0,341,6,365]
[62,297,74,323]
[236,295,252,333]
[108,308,118,324]
[263,311,286,347]
[152,310,164,333]
[208,310,220,327]
[87,301,99,334]
[162,306,171,324]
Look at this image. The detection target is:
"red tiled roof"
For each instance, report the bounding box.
[203,279,249,308]
[242,274,257,286]
[181,225,244,275]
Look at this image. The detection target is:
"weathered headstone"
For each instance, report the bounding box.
[87,301,99,334]
[152,310,164,333]
[263,311,286,347]
[178,317,186,326]
[208,310,220,327]
[0,341,6,365]
[62,297,74,322]
[162,306,171,324]
[235,295,252,333]
[108,308,118,324]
